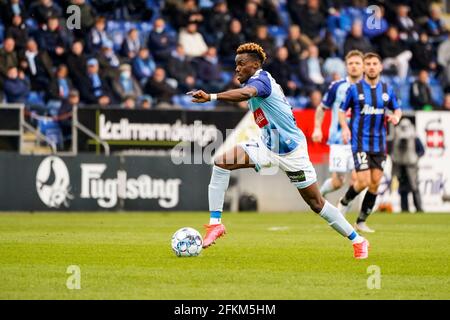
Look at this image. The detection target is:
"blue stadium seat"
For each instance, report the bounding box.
[37,118,63,149]
[26,91,46,108]
[221,71,233,85]
[268,26,288,47]
[0,23,4,44]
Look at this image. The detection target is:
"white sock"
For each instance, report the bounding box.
[319,201,360,241]
[320,178,337,196]
[208,166,231,225]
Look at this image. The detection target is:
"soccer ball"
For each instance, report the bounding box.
[171,227,203,257]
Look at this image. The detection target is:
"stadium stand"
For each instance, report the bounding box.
[0,0,450,146]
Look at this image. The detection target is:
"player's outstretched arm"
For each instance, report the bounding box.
[188,87,257,103]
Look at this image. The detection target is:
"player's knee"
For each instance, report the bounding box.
[333,176,344,188]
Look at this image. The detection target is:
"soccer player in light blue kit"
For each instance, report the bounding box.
[312,50,364,197]
[189,43,369,259]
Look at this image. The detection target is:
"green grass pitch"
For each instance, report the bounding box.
[0,212,449,300]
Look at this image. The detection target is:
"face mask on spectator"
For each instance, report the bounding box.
[155,27,164,33]
[121,71,131,79]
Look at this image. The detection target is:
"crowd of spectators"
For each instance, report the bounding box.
[0,0,450,113]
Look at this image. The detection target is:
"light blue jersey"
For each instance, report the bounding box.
[244,69,306,155]
[321,78,351,145]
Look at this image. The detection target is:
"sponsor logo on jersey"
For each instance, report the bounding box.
[360,105,385,115]
[253,108,269,128]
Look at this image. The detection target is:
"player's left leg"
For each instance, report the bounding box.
[355,168,384,233]
[320,172,345,197]
[297,183,370,259]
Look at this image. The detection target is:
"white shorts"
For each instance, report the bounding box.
[239,138,317,189]
[329,144,354,173]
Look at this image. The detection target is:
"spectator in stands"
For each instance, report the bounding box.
[395,4,419,44]
[19,38,53,92]
[173,0,204,31]
[121,95,137,110]
[112,64,142,102]
[28,0,62,26]
[147,18,176,65]
[49,64,74,101]
[167,44,196,94]
[5,14,29,53]
[442,94,450,110]
[96,41,121,80]
[3,67,30,103]
[318,30,340,60]
[240,0,264,40]
[410,70,435,111]
[289,0,325,43]
[196,46,223,93]
[257,0,281,26]
[87,16,111,54]
[65,40,88,91]
[252,25,276,64]
[411,32,437,72]
[203,0,232,45]
[267,46,298,96]
[305,89,322,110]
[0,0,27,28]
[284,25,312,67]
[120,28,141,61]
[426,3,448,44]
[36,16,71,66]
[343,20,373,55]
[179,21,208,59]
[67,0,97,41]
[379,26,413,80]
[143,67,177,107]
[437,34,450,92]
[132,47,156,85]
[299,45,325,92]
[138,95,153,109]
[219,19,246,64]
[79,58,112,106]
[410,0,433,25]
[58,89,80,148]
[0,37,18,89]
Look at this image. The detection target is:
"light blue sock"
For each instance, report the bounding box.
[319,201,363,243]
[320,178,336,196]
[208,166,231,224]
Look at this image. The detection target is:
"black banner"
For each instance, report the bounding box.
[77,108,246,153]
[0,153,210,211]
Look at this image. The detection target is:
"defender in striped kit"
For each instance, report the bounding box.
[338,52,402,233]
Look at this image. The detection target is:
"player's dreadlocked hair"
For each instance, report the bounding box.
[236,43,267,65]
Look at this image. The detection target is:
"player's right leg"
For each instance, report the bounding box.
[338,151,371,215]
[204,145,255,248]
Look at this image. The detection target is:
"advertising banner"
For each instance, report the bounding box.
[0,153,210,211]
[77,108,246,154]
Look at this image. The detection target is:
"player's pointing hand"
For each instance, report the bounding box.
[187,90,210,103]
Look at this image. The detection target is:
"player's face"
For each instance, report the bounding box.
[235,54,259,84]
[364,58,383,80]
[346,56,363,79]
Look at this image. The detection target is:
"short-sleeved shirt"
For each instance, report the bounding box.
[340,79,399,154]
[244,69,306,155]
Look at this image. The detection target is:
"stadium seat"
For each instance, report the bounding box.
[0,23,4,44]
[268,26,288,47]
[37,117,63,150]
[26,91,46,109]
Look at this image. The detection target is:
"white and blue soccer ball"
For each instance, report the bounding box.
[171,227,203,257]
